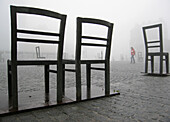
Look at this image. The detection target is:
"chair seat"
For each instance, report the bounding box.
[148,52,168,56]
[63,59,106,64]
[8,60,58,65]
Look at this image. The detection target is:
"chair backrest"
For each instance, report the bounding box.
[35,46,40,58]
[35,46,44,58]
[142,24,163,53]
[76,17,113,61]
[138,52,143,57]
[10,5,66,62]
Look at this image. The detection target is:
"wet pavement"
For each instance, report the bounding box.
[0,61,170,122]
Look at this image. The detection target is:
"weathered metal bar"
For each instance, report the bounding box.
[64,69,76,72]
[105,62,110,96]
[13,5,65,19]
[166,54,169,73]
[81,60,105,64]
[82,36,107,41]
[147,41,160,43]
[76,17,82,101]
[11,5,18,110]
[160,55,163,74]
[142,23,161,29]
[86,64,91,99]
[44,65,49,103]
[78,17,113,27]
[90,67,105,70]
[45,65,49,94]
[147,46,160,48]
[17,38,59,44]
[17,29,60,36]
[49,69,58,73]
[7,60,12,107]
[62,64,65,96]
[57,63,63,103]
[63,59,106,64]
[145,55,148,73]
[151,56,154,73]
[17,60,58,65]
[81,43,107,47]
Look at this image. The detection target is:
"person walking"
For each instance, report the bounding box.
[131,47,135,63]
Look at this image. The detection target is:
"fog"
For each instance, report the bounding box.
[0,0,170,61]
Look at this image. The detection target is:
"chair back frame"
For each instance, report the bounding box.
[9,5,67,110]
[142,23,169,74]
[75,17,114,100]
[142,24,163,54]
[76,17,113,62]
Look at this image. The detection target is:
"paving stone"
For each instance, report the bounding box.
[0,115,21,122]
[54,113,69,121]
[17,113,38,122]
[46,107,63,116]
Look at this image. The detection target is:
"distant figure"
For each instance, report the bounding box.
[131,47,135,63]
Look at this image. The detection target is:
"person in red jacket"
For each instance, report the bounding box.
[131,47,135,63]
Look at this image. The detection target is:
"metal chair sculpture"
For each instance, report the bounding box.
[7,5,66,111]
[63,17,119,101]
[137,52,143,62]
[142,24,169,75]
[35,46,45,59]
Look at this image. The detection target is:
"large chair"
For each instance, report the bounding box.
[63,17,119,101]
[142,24,169,75]
[35,46,45,59]
[7,5,66,110]
[137,52,143,62]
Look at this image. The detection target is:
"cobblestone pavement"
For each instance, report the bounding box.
[0,61,170,122]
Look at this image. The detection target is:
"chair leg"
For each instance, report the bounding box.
[160,55,163,74]
[62,64,65,96]
[57,63,63,103]
[45,65,49,94]
[166,55,169,74]
[76,63,81,101]
[145,55,148,73]
[151,56,154,73]
[105,62,110,96]
[11,62,18,110]
[86,64,91,99]
[44,65,49,103]
[7,60,12,108]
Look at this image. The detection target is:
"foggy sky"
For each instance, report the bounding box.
[0,0,170,61]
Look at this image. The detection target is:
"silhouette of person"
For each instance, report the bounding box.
[131,47,135,63]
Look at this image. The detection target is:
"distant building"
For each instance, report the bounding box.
[129,24,144,57]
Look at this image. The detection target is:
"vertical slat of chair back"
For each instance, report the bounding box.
[10,5,67,61]
[159,24,163,53]
[142,24,163,53]
[105,21,113,61]
[76,17,113,61]
[11,6,17,63]
[58,14,66,61]
[76,17,82,61]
